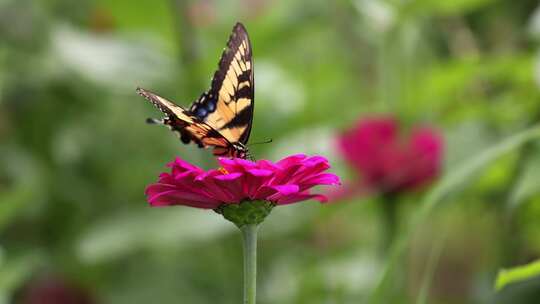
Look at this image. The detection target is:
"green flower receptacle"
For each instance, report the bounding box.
[215,200,274,228]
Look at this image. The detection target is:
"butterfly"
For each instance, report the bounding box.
[137,22,254,159]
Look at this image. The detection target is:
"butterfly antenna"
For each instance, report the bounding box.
[248,139,273,146]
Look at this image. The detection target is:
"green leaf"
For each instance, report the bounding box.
[508,153,540,210]
[0,253,42,302]
[370,125,540,304]
[405,0,495,16]
[415,230,447,304]
[77,208,233,263]
[0,148,45,232]
[495,259,540,291]
[95,0,175,44]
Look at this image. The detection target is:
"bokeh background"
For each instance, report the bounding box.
[2,0,540,303]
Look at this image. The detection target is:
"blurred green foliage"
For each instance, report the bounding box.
[1,0,540,303]
[496,259,540,291]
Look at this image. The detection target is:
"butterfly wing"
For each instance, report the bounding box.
[189,22,254,145]
[137,23,254,158]
[136,87,233,151]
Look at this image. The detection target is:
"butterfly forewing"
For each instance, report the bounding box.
[136,88,192,123]
[189,22,254,145]
[136,87,232,150]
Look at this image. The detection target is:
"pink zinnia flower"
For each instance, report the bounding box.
[145,154,340,304]
[146,154,340,209]
[337,116,443,196]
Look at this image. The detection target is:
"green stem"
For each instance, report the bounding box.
[241,224,258,304]
[381,197,397,253]
[169,0,202,98]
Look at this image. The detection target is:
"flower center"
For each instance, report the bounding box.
[218,167,229,175]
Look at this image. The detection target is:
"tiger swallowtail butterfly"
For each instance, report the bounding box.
[137,22,254,159]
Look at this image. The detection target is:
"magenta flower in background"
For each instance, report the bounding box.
[146,154,340,209]
[18,275,94,304]
[337,116,443,197]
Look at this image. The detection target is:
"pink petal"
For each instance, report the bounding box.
[168,157,203,173]
[156,173,175,184]
[218,157,257,173]
[194,169,221,181]
[253,184,298,201]
[256,159,280,171]
[270,163,304,185]
[213,173,245,202]
[286,158,331,185]
[145,184,220,208]
[276,154,307,167]
[298,173,341,192]
[252,185,280,200]
[276,192,328,205]
[194,174,236,203]
[303,155,330,166]
[145,182,208,200]
[149,190,221,208]
[244,169,273,198]
[267,184,300,202]
[172,170,200,183]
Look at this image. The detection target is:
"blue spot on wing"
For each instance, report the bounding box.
[206,101,216,112]
[195,107,207,119]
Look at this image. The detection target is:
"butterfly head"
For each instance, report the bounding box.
[231,142,250,159]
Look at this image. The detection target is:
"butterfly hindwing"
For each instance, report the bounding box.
[189,22,254,145]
